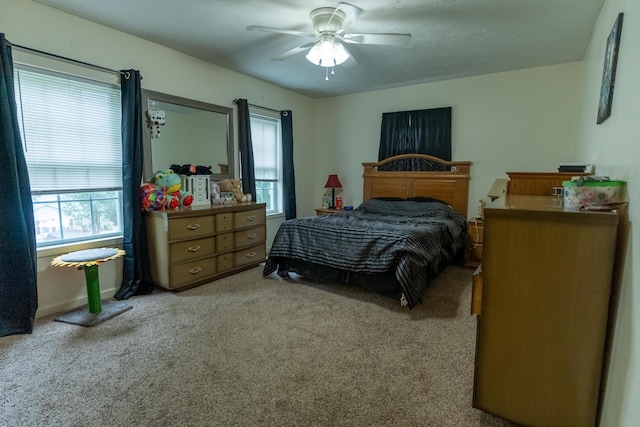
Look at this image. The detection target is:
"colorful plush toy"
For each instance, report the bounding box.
[231,179,252,203]
[153,169,194,209]
[139,182,168,212]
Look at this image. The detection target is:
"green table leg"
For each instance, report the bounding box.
[83,264,102,313]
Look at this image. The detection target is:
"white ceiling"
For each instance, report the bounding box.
[35,0,605,99]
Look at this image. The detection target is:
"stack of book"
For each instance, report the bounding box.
[558,163,594,173]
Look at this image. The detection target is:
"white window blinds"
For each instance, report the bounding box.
[14,66,122,193]
[250,115,280,181]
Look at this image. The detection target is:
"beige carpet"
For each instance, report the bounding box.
[0,265,514,427]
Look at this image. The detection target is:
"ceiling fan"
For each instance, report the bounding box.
[247,2,412,79]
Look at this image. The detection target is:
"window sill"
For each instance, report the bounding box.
[37,236,124,259]
[266,212,285,220]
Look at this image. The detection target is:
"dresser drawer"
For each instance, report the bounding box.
[169,215,215,240]
[216,232,234,252]
[234,244,266,267]
[234,208,266,228]
[170,237,215,264]
[145,203,266,291]
[234,225,266,248]
[217,253,234,272]
[169,257,217,288]
[216,213,234,232]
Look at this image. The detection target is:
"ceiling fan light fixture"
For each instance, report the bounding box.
[305,36,349,67]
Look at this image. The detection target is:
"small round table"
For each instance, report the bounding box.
[51,248,132,326]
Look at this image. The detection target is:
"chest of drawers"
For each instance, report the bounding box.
[144,202,266,290]
[473,195,621,426]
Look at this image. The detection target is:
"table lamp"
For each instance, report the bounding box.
[324,174,343,209]
[487,178,509,202]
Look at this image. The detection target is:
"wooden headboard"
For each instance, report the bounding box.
[362,154,471,216]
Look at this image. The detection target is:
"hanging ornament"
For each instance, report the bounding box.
[146,106,166,139]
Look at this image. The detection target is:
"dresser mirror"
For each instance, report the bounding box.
[142,89,234,182]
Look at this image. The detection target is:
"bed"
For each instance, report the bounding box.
[263,154,472,308]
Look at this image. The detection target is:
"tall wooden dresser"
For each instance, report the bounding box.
[472,195,620,426]
[144,202,266,291]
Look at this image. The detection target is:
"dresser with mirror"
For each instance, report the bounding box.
[141,90,265,290]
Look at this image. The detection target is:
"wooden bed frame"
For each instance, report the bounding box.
[362,154,472,216]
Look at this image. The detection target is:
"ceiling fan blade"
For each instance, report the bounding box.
[342,51,359,69]
[335,2,363,27]
[273,41,316,61]
[341,33,411,47]
[246,25,315,38]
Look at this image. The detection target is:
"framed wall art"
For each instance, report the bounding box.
[597,12,624,125]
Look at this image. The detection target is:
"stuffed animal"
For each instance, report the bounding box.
[231,179,252,203]
[139,182,168,212]
[153,169,194,209]
[218,179,237,202]
[169,164,213,176]
[210,181,225,205]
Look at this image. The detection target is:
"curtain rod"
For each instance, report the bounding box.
[8,42,125,76]
[233,99,281,114]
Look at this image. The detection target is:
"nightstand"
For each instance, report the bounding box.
[315,208,343,215]
[464,217,484,268]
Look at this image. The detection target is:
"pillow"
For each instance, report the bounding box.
[372,196,446,204]
[360,198,449,216]
[372,196,405,201]
[407,196,447,204]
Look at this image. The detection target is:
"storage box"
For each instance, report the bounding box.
[586,180,627,204]
[563,180,626,209]
[180,175,211,206]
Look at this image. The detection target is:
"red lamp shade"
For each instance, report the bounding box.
[324,174,343,189]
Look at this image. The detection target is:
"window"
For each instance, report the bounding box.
[250,113,283,215]
[13,64,123,247]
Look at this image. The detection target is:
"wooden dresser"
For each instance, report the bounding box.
[144,202,266,291]
[472,195,620,426]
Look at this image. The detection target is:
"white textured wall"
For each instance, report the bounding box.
[2,0,316,317]
[572,0,640,425]
[315,63,582,218]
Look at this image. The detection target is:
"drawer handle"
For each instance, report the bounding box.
[189,267,202,275]
[246,215,256,221]
[248,233,257,239]
[188,245,201,252]
[246,252,256,258]
[187,224,200,230]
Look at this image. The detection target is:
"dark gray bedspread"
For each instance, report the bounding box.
[263,199,467,308]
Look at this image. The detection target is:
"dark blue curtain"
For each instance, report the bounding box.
[236,99,256,199]
[281,110,296,219]
[0,34,38,337]
[378,107,452,163]
[114,70,153,300]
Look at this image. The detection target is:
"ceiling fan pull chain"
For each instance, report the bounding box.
[331,66,336,76]
[325,68,329,81]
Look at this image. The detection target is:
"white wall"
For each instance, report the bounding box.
[315,63,583,218]
[572,0,640,425]
[2,0,316,317]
